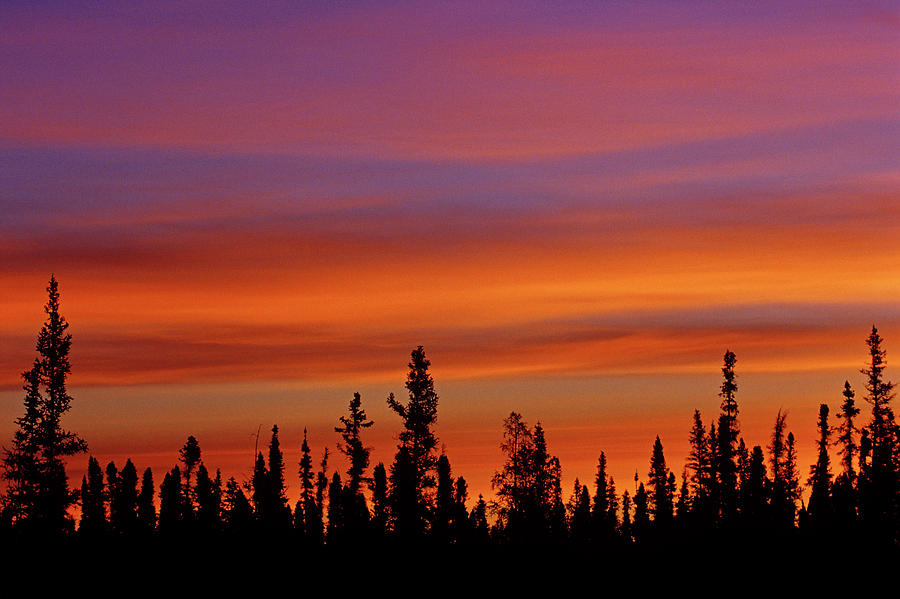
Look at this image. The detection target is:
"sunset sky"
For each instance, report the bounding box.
[2,1,899,504]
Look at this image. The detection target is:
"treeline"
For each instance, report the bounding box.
[1,277,898,548]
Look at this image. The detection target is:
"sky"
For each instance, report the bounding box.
[1,1,899,506]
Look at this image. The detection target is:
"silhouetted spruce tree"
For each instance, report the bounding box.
[335,393,373,537]
[675,469,689,521]
[737,438,750,513]
[469,494,490,544]
[769,410,788,527]
[666,472,677,523]
[264,425,291,532]
[251,452,269,528]
[620,490,632,542]
[547,457,567,543]
[492,412,532,538]
[195,464,221,535]
[707,420,719,518]
[2,368,42,530]
[178,435,201,523]
[113,459,139,536]
[606,476,619,538]
[434,454,453,543]
[221,476,251,536]
[686,410,714,525]
[388,446,419,538]
[386,346,440,533]
[1,277,87,534]
[770,413,801,530]
[297,428,318,542]
[592,452,614,542]
[648,436,673,528]
[159,466,183,535]
[833,381,860,524]
[105,461,119,533]
[370,462,388,539]
[312,448,329,544]
[326,472,344,543]
[452,475,470,543]
[743,445,768,526]
[806,404,833,527]
[784,431,800,527]
[79,456,105,537]
[491,414,562,542]
[336,393,374,494]
[632,483,649,543]
[137,467,156,533]
[567,479,591,544]
[859,326,897,533]
[716,350,740,523]
[530,422,559,538]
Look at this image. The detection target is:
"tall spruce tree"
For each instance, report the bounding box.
[716,350,739,522]
[335,393,373,537]
[265,425,291,532]
[1,277,87,533]
[531,422,559,531]
[836,381,860,482]
[335,393,374,495]
[769,410,789,527]
[833,381,860,524]
[859,326,897,530]
[648,436,673,526]
[386,346,439,532]
[298,428,318,541]
[806,404,833,526]
[686,409,714,523]
[606,476,619,534]
[592,452,613,541]
[178,435,201,521]
[492,411,533,530]
[784,432,800,527]
[312,448,329,544]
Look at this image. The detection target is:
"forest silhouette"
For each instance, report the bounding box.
[3,277,899,553]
